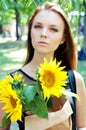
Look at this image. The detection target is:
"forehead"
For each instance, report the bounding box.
[32,10,65,27]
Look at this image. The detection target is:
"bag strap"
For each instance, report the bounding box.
[68,70,76,130]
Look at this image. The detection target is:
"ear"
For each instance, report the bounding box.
[60,37,65,45]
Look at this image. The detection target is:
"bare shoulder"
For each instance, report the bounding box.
[73,70,85,90]
[73,70,86,105]
[73,70,84,81]
[73,71,86,127]
[73,70,86,102]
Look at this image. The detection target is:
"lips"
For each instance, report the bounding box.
[38,41,48,45]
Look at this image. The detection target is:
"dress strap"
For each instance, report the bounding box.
[67,70,76,130]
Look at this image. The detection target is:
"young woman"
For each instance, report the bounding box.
[0,2,86,130]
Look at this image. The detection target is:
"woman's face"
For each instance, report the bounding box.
[31,10,65,55]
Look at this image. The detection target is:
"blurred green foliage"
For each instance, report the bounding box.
[0,0,86,46]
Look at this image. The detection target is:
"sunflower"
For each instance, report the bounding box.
[6,74,13,83]
[39,58,68,99]
[13,73,23,82]
[0,83,22,122]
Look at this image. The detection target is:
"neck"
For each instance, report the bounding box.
[22,51,54,79]
[31,51,54,67]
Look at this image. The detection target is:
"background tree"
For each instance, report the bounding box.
[0,0,86,46]
[83,0,86,45]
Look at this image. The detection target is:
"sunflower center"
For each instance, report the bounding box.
[10,96,17,108]
[43,71,55,88]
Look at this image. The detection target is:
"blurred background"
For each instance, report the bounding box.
[0,0,86,86]
[0,0,86,129]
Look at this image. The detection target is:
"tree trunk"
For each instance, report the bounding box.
[15,8,21,40]
[0,25,3,34]
[14,0,21,40]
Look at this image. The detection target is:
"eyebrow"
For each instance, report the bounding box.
[35,22,59,27]
[50,25,59,27]
[35,22,42,25]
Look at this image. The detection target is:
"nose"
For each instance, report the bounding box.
[41,28,47,38]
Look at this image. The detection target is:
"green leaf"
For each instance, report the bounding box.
[47,96,53,108]
[28,96,48,119]
[12,80,24,89]
[23,84,38,102]
[0,113,9,128]
[60,90,80,100]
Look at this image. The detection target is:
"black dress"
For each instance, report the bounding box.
[10,69,76,130]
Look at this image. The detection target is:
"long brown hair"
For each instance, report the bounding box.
[24,2,77,70]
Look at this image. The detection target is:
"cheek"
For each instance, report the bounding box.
[50,36,63,50]
[31,30,35,39]
[52,33,64,44]
[51,36,61,46]
[31,29,40,43]
[31,32,36,48]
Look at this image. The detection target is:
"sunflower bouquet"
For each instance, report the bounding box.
[0,58,79,128]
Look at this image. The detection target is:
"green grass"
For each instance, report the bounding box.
[0,40,26,79]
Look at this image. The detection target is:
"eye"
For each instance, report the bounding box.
[50,28,58,32]
[34,25,42,29]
